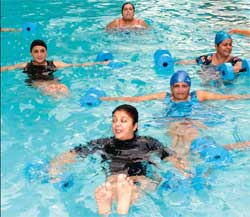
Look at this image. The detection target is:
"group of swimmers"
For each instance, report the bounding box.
[1,2,249,97]
[50,71,250,214]
[1,2,250,216]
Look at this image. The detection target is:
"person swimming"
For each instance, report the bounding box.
[1,39,108,98]
[49,104,185,215]
[177,31,245,76]
[106,2,148,30]
[100,70,250,164]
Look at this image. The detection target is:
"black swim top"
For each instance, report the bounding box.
[72,136,172,177]
[23,60,56,83]
[196,53,242,66]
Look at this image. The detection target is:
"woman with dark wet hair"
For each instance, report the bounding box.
[1,39,108,98]
[49,104,184,215]
[106,2,148,30]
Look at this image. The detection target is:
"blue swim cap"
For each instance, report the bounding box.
[170,70,191,87]
[215,31,232,45]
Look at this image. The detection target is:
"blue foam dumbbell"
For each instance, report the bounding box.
[154,49,174,72]
[190,137,214,153]
[96,51,114,62]
[24,160,74,191]
[22,22,37,33]
[53,174,74,192]
[218,63,235,81]
[80,87,106,107]
[242,59,250,75]
[191,165,209,191]
[96,51,126,69]
[24,160,50,184]
[191,136,232,165]
[159,171,191,194]
[199,145,232,164]
[107,59,127,68]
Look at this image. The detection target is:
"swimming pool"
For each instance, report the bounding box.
[1,0,250,216]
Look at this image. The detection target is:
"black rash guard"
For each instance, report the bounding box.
[23,60,57,85]
[72,136,173,177]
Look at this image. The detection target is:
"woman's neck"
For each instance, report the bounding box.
[213,53,231,65]
[121,17,136,25]
[32,60,47,66]
[114,135,136,142]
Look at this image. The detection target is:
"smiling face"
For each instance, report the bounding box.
[171,82,190,101]
[215,38,233,58]
[31,45,47,65]
[112,109,138,141]
[122,3,135,21]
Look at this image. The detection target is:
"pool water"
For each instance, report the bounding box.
[1,0,250,216]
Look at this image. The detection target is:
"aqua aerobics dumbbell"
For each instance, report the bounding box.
[22,22,37,33]
[80,87,106,107]
[24,160,74,192]
[218,59,250,81]
[96,51,126,69]
[242,59,250,74]
[154,49,174,72]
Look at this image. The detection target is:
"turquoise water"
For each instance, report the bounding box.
[1,0,250,216]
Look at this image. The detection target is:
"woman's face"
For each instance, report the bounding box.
[122,4,135,21]
[31,45,47,64]
[112,110,138,140]
[171,82,190,101]
[216,38,232,57]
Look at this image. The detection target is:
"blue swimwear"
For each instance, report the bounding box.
[164,91,200,118]
[164,91,225,125]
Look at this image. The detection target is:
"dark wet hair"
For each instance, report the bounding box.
[30,39,47,52]
[121,2,135,13]
[112,104,138,125]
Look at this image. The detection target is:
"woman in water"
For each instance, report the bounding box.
[1,39,108,98]
[177,31,245,76]
[49,104,185,215]
[106,2,148,30]
[101,70,250,163]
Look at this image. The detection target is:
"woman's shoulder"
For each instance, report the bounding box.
[106,18,120,29]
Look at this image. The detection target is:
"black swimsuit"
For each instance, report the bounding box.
[195,54,245,73]
[196,54,242,66]
[72,136,172,177]
[23,60,56,85]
